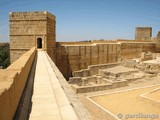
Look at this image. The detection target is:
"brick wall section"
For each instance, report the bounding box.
[0,47,36,120]
[10,11,56,63]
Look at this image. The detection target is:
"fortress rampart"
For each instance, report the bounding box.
[0,11,160,120]
[0,47,36,120]
[56,41,156,79]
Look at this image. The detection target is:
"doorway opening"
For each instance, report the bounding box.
[37,38,42,48]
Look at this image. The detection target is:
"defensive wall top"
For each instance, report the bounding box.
[57,40,156,47]
[136,27,152,30]
[9,11,56,21]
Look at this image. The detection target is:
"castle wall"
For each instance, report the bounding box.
[135,27,152,41]
[0,47,36,120]
[10,50,28,63]
[46,12,56,62]
[156,32,160,52]
[9,11,158,80]
[10,11,56,63]
[56,42,156,80]
[120,42,156,59]
[56,43,119,79]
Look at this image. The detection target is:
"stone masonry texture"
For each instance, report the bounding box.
[10,11,56,63]
[135,27,152,41]
[9,11,160,80]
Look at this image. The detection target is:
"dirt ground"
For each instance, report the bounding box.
[79,75,160,120]
[91,85,160,120]
[145,88,160,101]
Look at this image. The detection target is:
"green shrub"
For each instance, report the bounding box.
[0,43,10,68]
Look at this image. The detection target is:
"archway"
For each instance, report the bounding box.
[37,38,42,48]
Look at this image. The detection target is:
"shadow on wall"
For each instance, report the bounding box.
[56,43,119,80]
[0,47,36,120]
[56,45,72,80]
[14,51,37,120]
[55,41,157,80]
[37,38,42,49]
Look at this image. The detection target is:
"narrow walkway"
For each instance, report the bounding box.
[29,50,78,120]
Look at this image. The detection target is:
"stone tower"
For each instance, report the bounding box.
[135,27,152,41]
[156,31,160,52]
[10,11,56,63]
[157,31,160,42]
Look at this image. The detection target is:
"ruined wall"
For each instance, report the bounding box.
[120,42,156,59]
[56,43,120,79]
[0,47,36,120]
[135,27,152,41]
[56,41,156,80]
[10,11,56,63]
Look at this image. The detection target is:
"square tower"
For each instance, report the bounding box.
[10,11,56,63]
[135,27,152,41]
[156,31,160,52]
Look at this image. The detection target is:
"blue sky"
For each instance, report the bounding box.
[0,0,160,42]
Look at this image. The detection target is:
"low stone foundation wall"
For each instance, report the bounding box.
[73,63,119,77]
[120,59,140,68]
[140,62,160,72]
[71,80,127,94]
[0,47,36,120]
[121,59,160,72]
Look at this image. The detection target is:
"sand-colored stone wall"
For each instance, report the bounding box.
[72,63,119,77]
[10,11,56,63]
[10,36,36,49]
[135,27,152,41]
[10,49,28,64]
[56,41,156,80]
[56,43,120,79]
[0,47,36,120]
[46,15,56,62]
[120,42,156,59]
[156,32,160,52]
